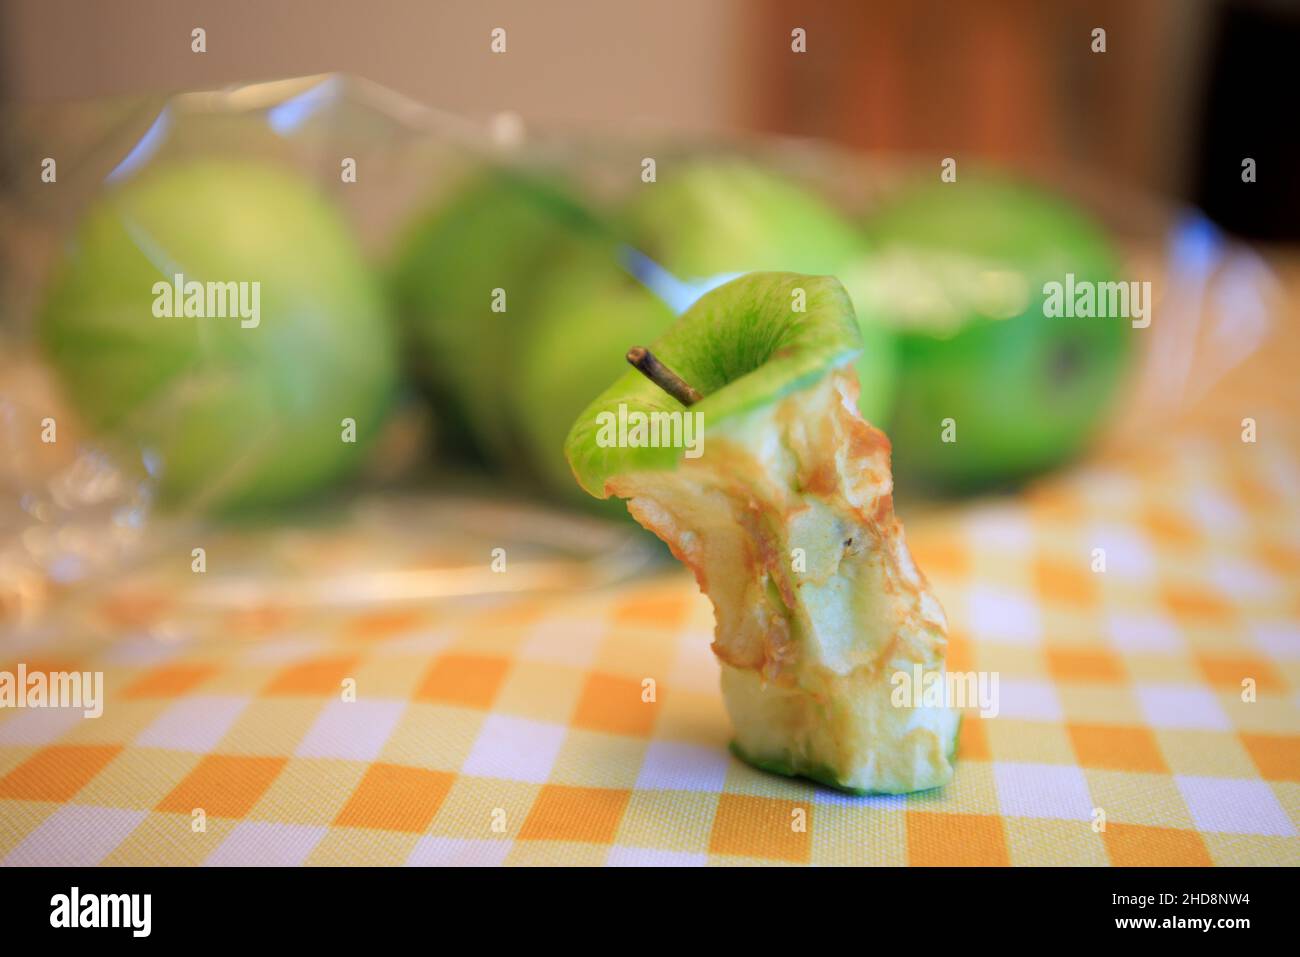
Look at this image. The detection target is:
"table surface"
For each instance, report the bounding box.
[2,267,1298,867]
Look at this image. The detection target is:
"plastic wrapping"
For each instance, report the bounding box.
[0,73,1283,641]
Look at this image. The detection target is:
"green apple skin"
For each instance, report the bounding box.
[618,158,896,428]
[565,273,957,794]
[512,249,676,502]
[390,168,611,466]
[39,161,397,512]
[566,273,864,494]
[859,177,1133,492]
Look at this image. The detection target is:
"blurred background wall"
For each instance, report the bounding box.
[1,0,1293,237]
[0,0,756,133]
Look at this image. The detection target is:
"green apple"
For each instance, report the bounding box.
[39,160,397,512]
[618,157,896,427]
[857,176,1133,491]
[511,248,675,501]
[390,167,611,466]
[566,272,958,794]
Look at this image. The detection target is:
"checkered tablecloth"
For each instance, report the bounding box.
[3,336,1299,867]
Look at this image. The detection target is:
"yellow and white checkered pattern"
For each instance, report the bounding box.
[2,350,1299,866]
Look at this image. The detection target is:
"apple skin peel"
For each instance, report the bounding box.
[566,273,957,794]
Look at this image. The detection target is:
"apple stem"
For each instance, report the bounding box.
[626,346,703,406]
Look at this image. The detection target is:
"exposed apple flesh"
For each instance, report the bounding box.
[566,273,957,793]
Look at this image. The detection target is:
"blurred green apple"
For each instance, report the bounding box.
[39,160,398,512]
[510,248,675,501]
[389,167,611,466]
[858,176,1134,491]
[618,157,896,427]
